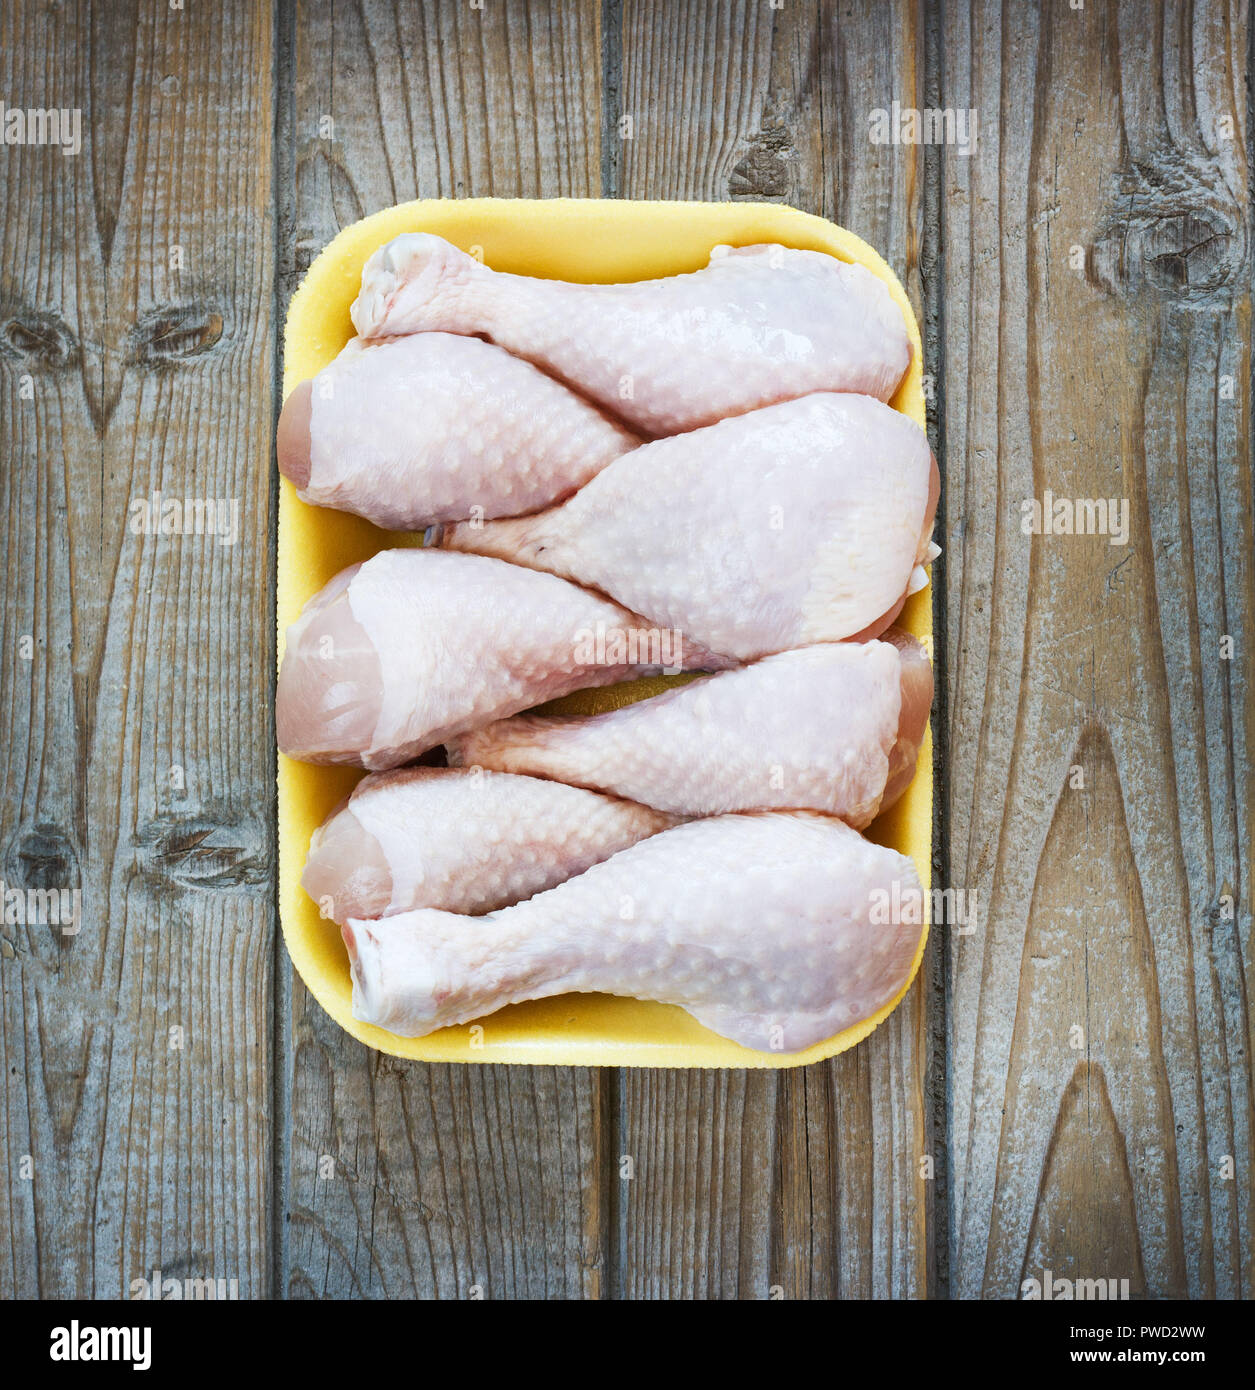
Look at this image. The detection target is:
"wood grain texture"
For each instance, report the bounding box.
[3,0,1249,1303]
[937,0,1253,1299]
[612,0,938,1299]
[0,0,276,1296]
[280,0,611,1300]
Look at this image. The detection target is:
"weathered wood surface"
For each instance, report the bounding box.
[1,0,1249,1301]
[612,0,939,1300]
[0,1,278,1296]
[938,0,1252,1298]
[279,0,611,1300]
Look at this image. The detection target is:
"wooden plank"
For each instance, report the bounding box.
[0,0,277,1296]
[280,0,611,1299]
[938,0,1252,1299]
[612,0,938,1299]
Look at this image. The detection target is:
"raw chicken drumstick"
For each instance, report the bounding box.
[277,333,640,528]
[350,235,912,435]
[276,548,725,770]
[343,812,925,1052]
[303,766,674,923]
[448,631,932,827]
[434,392,940,661]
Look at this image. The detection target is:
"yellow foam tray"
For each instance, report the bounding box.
[278,197,932,1067]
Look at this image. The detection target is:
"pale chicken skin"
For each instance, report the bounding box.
[303,766,674,923]
[276,549,727,770]
[448,631,932,827]
[435,393,939,661]
[276,333,640,528]
[343,812,925,1052]
[350,235,912,435]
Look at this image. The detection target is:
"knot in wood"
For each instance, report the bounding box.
[8,823,80,890]
[130,305,224,366]
[135,813,271,892]
[0,309,80,369]
[1091,154,1247,302]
